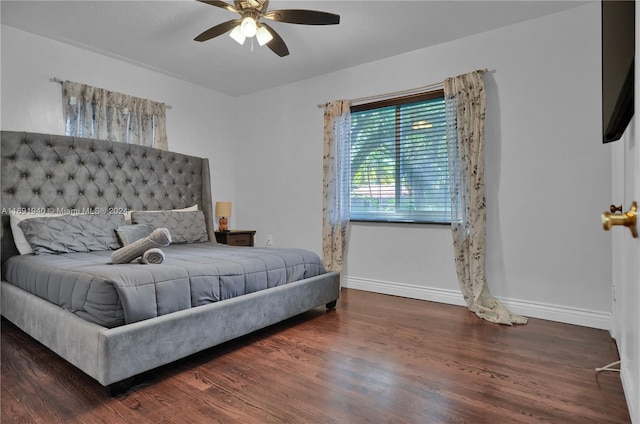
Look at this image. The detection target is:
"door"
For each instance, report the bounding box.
[609,57,639,423]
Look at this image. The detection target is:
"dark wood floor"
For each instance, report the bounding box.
[1,288,630,423]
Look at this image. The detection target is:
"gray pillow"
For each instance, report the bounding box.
[131,210,208,244]
[18,214,125,254]
[115,224,156,246]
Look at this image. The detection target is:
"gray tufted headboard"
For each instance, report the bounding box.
[1,131,215,265]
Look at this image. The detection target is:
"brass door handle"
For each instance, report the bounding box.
[602,201,638,238]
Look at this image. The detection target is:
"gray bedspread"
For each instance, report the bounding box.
[2,242,326,327]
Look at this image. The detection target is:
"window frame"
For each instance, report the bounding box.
[349,89,450,225]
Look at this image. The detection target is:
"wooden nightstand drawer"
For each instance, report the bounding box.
[215,230,256,247]
[227,234,252,246]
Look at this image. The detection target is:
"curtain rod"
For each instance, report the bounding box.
[50,77,172,109]
[316,68,490,109]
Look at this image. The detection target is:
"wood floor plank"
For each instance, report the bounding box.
[1,288,630,423]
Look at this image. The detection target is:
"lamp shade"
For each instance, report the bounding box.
[215,201,232,217]
[256,26,273,46]
[240,17,257,37]
[229,26,246,45]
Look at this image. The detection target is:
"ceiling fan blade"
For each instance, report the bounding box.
[196,0,239,14]
[263,9,340,25]
[194,19,241,42]
[261,23,289,57]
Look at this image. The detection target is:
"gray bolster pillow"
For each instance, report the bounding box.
[111,228,171,264]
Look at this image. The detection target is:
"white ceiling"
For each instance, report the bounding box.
[1,0,587,97]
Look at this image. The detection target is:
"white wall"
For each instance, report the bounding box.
[235,3,612,328]
[0,25,238,219]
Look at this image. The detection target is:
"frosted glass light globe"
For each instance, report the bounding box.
[240,17,257,37]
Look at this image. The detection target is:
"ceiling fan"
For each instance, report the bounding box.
[194,0,340,57]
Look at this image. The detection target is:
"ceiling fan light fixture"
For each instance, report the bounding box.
[240,16,257,37]
[256,26,273,46]
[195,0,341,57]
[229,25,246,44]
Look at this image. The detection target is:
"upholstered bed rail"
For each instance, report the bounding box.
[1,131,215,266]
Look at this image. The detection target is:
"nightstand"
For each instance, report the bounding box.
[215,230,256,247]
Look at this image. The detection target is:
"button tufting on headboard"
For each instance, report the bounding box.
[1,131,215,267]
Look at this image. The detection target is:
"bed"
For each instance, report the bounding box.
[0,131,340,393]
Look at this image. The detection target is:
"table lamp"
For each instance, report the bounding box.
[215,201,232,231]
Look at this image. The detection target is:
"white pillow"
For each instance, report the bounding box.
[10,211,62,255]
[123,204,198,223]
[174,204,198,212]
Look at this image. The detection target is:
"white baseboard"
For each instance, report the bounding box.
[342,276,611,330]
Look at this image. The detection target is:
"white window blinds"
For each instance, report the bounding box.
[349,90,450,223]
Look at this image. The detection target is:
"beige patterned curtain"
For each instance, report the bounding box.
[62,81,168,150]
[445,70,527,325]
[322,100,351,274]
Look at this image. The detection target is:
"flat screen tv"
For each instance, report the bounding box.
[602,0,635,143]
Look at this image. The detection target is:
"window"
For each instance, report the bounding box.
[62,80,168,150]
[349,90,450,223]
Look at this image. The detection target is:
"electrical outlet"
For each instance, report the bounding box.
[266,235,274,247]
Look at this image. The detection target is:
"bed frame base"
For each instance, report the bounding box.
[1,272,340,390]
